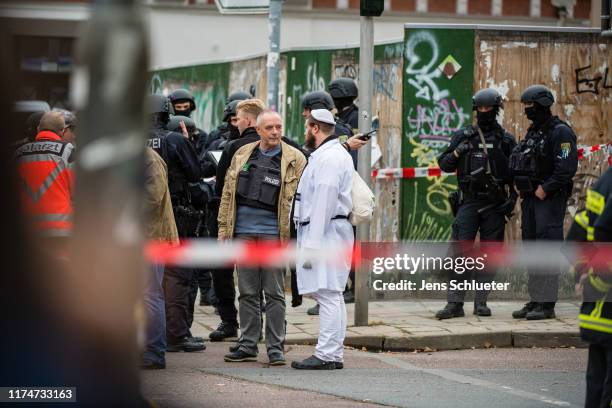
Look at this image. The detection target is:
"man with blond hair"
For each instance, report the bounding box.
[218,109,306,365]
[206,99,267,344]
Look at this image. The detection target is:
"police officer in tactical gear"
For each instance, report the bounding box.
[567,167,612,408]
[204,91,251,154]
[168,115,219,309]
[209,100,242,152]
[146,94,205,352]
[329,77,359,133]
[510,84,578,320]
[169,88,208,154]
[435,88,517,320]
[227,90,252,103]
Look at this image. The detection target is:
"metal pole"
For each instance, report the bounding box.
[266,0,282,110]
[355,15,374,327]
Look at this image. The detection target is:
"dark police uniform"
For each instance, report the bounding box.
[337,103,359,134]
[437,123,516,313]
[510,116,578,311]
[146,124,202,347]
[566,168,612,408]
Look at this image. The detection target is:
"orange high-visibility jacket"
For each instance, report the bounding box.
[15,131,75,236]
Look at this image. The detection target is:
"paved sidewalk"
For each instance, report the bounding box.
[191,298,583,351]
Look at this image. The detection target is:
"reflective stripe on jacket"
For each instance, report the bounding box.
[15,131,75,236]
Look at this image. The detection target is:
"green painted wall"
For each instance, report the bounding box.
[150,63,230,133]
[400,28,475,241]
[283,50,333,143]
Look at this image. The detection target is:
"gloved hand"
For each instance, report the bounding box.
[453,140,471,158]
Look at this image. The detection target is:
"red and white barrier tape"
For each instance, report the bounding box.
[577,143,611,161]
[373,142,611,180]
[372,167,454,180]
[146,239,612,272]
[146,239,352,268]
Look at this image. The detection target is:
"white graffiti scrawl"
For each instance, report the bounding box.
[405,31,449,102]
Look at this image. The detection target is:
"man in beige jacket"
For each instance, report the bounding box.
[218,110,306,365]
[142,148,179,369]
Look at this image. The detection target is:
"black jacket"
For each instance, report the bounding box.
[215,127,261,197]
[438,124,516,197]
[337,103,359,132]
[527,116,578,196]
[147,125,201,200]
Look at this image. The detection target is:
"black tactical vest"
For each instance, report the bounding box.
[457,126,509,200]
[509,133,545,192]
[236,147,282,213]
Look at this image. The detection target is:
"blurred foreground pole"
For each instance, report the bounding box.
[355,14,374,327]
[70,0,148,402]
[266,0,282,110]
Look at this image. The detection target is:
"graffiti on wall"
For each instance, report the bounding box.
[332,61,400,102]
[575,64,612,95]
[401,28,475,241]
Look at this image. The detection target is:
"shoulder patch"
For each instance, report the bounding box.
[559,142,571,159]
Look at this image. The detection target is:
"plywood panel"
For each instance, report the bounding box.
[476,30,612,239]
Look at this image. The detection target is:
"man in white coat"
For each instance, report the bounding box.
[291,109,354,370]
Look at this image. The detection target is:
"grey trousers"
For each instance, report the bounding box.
[235,234,286,356]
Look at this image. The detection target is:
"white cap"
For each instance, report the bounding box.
[310,109,336,125]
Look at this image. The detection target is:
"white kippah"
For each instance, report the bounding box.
[310,109,336,125]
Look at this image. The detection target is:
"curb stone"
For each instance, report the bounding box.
[284,331,585,351]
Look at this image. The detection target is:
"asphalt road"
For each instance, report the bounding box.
[141,343,587,408]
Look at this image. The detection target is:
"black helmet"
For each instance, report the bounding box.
[472,88,503,110]
[148,94,174,115]
[167,115,196,134]
[169,89,196,110]
[328,78,358,99]
[301,91,334,110]
[520,85,555,107]
[227,91,251,103]
[222,100,240,122]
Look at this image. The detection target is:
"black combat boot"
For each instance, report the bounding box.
[526,304,556,320]
[209,321,238,342]
[512,302,537,319]
[435,302,465,320]
[167,336,206,352]
[473,302,491,316]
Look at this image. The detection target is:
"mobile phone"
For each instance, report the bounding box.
[358,129,376,141]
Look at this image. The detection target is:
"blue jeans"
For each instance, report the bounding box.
[143,264,166,365]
